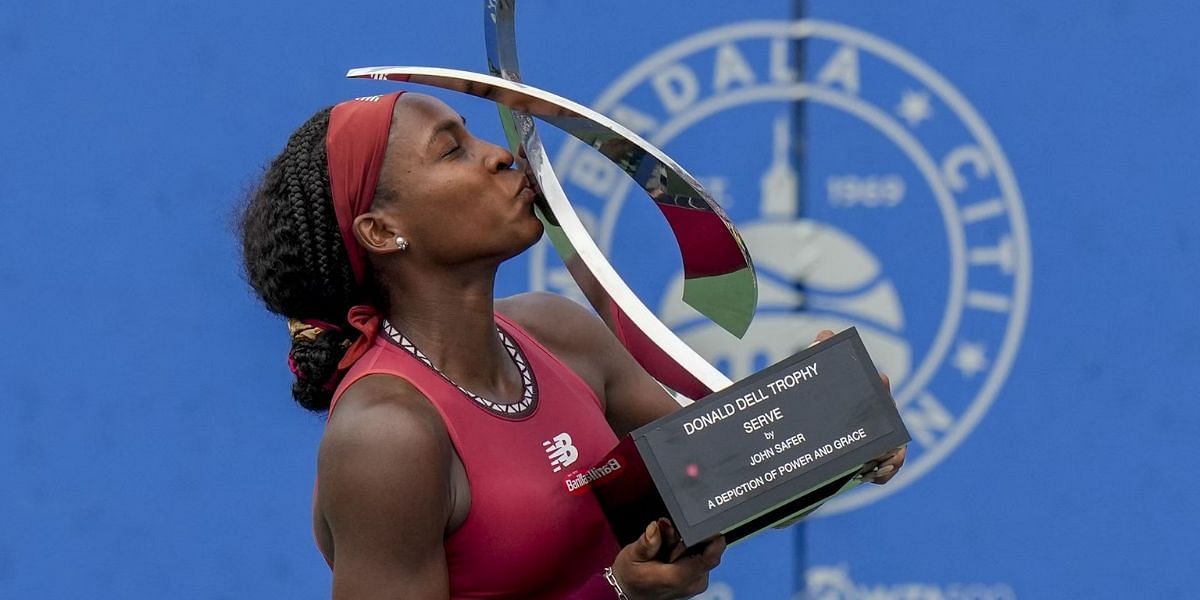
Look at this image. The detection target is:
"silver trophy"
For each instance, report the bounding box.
[348,0,757,400]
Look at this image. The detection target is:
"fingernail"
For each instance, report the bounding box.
[876,465,895,476]
[646,521,659,542]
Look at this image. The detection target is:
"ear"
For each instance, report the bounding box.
[352,211,406,257]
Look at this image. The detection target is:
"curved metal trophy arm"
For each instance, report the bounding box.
[349,10,755,399]
[481,1,742,401]
[481,2,755,342]
[350,65,734,397]
[480,1,735,400]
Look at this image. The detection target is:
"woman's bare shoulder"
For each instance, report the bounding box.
[496,291,611,351]
[316,379,457,597]
[319,374,454,497]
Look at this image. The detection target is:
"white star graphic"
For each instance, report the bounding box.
[952,341,988,378]
[896,89,933,128]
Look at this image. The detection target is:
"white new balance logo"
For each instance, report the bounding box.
[542,432,578,473]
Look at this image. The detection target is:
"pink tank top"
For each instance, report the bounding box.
[330,313,621,599]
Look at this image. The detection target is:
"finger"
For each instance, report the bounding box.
[876,446,907,469]
[667,544,687,564]
[858,467,889,485]
[701,535,726,569]
[630,520,663,562]
[657,518,677,542]
[674,535,727,574]
[880,372,892,395]
[865,445,904,467]
[865,449,908,484]
[686,572,712,597]
[808,329,836,347]
[658,519,688,563]
[883,448,907,475]
[869,464,896,479]
[861,444,907,478]
[858,452,889,475]
[869,464,899,485]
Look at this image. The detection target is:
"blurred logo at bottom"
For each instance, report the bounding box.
[800,565,1016,600]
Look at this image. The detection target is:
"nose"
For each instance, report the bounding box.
[485,141,516,173]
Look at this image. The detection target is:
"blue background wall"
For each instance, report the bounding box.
[2,1,1196,598]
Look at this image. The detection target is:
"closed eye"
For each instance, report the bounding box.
[428,114,470,159]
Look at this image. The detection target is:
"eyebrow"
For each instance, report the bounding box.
[425,115,469,151]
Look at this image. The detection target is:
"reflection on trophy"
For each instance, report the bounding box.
[661,114,913,389]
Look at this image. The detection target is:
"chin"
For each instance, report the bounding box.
[516,218,545,252]
[498,219,545,263]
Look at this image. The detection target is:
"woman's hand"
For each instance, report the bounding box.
[611,518,726,600]
[860,444,907,485]
[810,330,908,486]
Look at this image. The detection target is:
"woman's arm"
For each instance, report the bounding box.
[316,375,455,599]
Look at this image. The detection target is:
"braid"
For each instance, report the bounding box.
[239,107,362,412]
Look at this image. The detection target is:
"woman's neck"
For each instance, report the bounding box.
[382,265,522,402]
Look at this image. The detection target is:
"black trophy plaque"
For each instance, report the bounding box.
[590,328,911,548]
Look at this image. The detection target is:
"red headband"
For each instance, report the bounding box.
[325,91,404,284]
[301,91,404,396]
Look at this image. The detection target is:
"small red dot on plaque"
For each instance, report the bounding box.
[685,464,700,478]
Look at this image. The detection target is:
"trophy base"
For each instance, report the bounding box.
[589,328,910,548]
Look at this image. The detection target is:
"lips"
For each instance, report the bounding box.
[517,181,536,201]
[516,175,540,204]
[520,176,554,221]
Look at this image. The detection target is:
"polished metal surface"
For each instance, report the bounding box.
[347,2,759,397]
[479,1,739,399]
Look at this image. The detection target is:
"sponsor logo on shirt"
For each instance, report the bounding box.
[543,432,579,473]
[563,458,623,495]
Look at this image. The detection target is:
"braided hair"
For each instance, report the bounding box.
[240,108,364,411]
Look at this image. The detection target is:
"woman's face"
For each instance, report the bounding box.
[376,93,544,266]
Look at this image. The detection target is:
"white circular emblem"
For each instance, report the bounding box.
[527,20,1031,515]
